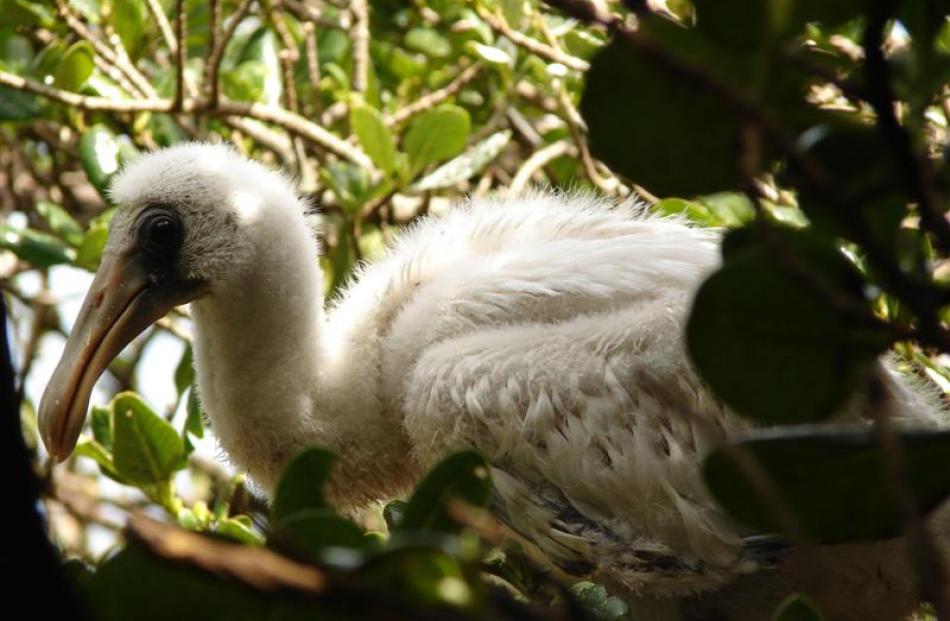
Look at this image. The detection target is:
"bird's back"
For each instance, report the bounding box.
[322,192,942,609]
[326,193,752,587]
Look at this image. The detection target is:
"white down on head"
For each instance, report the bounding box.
[38,143,948,621]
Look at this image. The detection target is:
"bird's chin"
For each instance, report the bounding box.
[37,251,190,462]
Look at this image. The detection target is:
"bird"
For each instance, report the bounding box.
[37,142,947,620]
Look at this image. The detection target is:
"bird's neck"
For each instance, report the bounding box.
[189,209,418,504]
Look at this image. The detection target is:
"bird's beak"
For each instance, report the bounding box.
[38,247,179,461]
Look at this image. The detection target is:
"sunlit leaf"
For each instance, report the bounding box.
[404,105,471,177]
[75,223,110,271]
[405,27,452,58]
[413,130,511,191]
[111,392,186,486]
[91,405,113,451]
[108,0,149,59]
[350,103,396,174]
[36,201,83,246]
[53,41,94,92]
[79,125,122,199]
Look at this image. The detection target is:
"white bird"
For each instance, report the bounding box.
[38,143,947,621]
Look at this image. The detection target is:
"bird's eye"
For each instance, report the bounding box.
[141,214,181,250]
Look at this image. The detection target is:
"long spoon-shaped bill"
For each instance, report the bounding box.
[38,249,175,461]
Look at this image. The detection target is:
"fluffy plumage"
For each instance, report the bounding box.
[55,144,949,619]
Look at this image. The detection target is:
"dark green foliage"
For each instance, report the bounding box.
[581,34,743,196]
[272,447,335,524]
[704,427,950,542]
[397,450,493,534]
[687,226,889,423]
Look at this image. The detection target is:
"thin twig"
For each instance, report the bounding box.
[0,69,376,171]
[57,2,152,98]
[207,0,255,109]
[509,140,576,193]
[103,24,158,97]
[206,0,221,98]
[478,7,589,72]
[146,0,178,54]
[173,0,187,111]
[350,0,370,93]
[0,70,170,111]
[384,63,483,127]
[282,0,352,30]
[303,22,322,117]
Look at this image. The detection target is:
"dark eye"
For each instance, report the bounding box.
[141,214,181,250]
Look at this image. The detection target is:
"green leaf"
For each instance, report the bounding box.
[350,103,396,174]
[31,40,65,80]
[223,60,268,102]
[0,86,39,120]
[703,427,950,544]
[91,405,113,450]
[216,517,264,545]
[404,105,471,176]
[581,35,743,196]
[398,451,492,533]
[79,125,122,198]
[53,41,94,92]
[467,41,511,66]
[773,594,824,621]
[696,192,756,227]
[357,546,471,607]
[413,130,511,191]
[174,346,194,400]
[108,0,149,59]
[652,197,716,226]
[0,224,75,267]
[271,509,368,560]
[404,27,452,58]
[786,118,906,240]
[36,201,83,246]
[185,386,205,440]
[0,0,54,28]
[111,392,186,487]
[271,447,335,524]
[686,227,889,423]
[75,440,128,484]
[75,223,110,271]
[90,542,269,621]
[320,162,371,213]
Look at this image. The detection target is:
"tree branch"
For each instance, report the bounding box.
[350,0,370,93]
[0,69,376,171]
[173,0,187,111]
[477,7,589,72]
[207,0,255,110]
[146,0,178,54]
